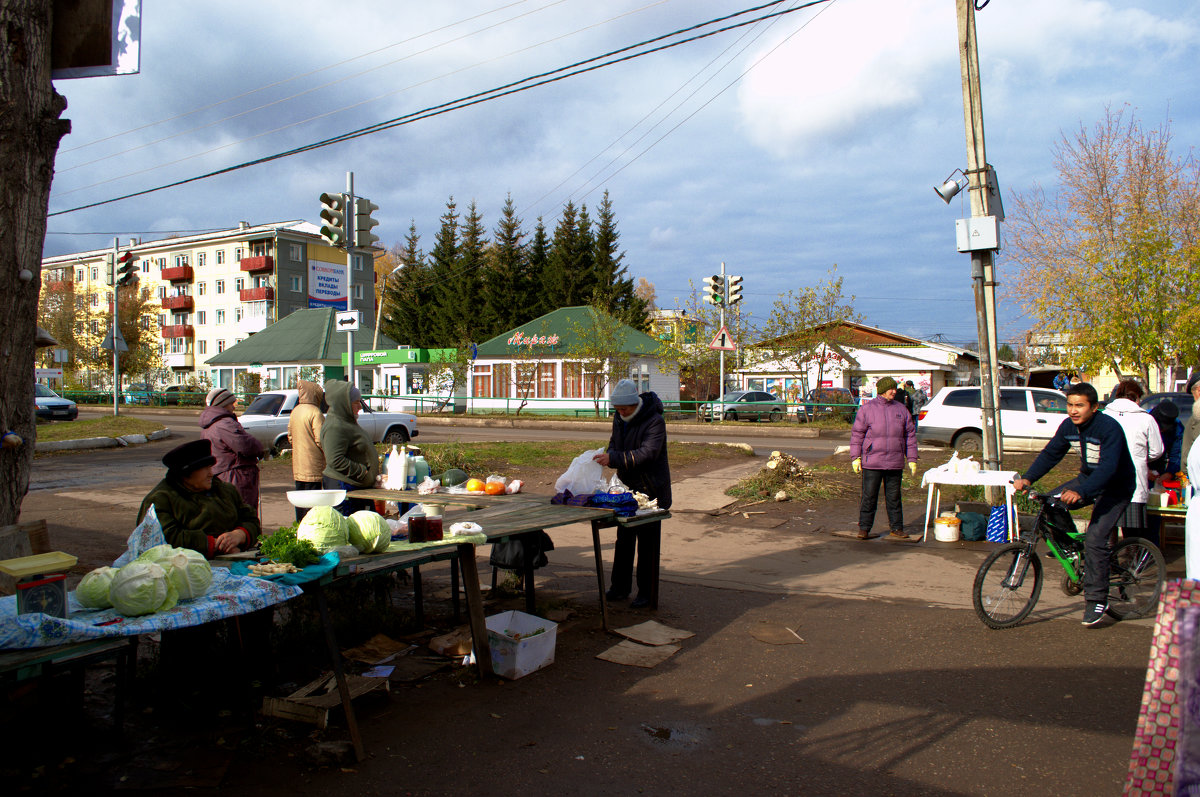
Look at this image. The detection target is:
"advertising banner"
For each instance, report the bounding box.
[308,259,346,310]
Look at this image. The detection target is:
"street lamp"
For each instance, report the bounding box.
[372,263,405,350]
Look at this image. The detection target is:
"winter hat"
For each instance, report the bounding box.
[875,376,898,394]
[1187,372,1200,395]
[162,439,216,476]
[1151,400,1179,421]
[349,386,362,403]
[206,388,236,408]
[609,379,640,406]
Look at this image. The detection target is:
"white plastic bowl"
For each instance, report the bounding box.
[287,489,346,508]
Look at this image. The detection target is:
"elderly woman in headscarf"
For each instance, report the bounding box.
[199,387,265,510]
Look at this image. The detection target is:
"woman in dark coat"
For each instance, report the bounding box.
[199,387,264,511]
[594,378,672,609]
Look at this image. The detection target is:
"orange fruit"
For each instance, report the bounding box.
[465,478,486,492]
[485,481,505,495]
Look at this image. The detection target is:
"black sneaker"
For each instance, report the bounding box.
[630,596,651,609]
[605,589,629,602]
[1081,601,1108,626]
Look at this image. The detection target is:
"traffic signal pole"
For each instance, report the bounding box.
[345,171,356,388]
[111,237,120,417]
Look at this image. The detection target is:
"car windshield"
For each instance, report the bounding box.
[720,392,749,401]
[243,393,285,416]
[35,385,59,398]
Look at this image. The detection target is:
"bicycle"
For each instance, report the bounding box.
[971,491,1166,629]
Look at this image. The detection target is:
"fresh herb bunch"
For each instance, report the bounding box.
[259,523,320,567]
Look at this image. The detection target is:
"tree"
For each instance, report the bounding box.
[565,303,634,416]
[482,194,529,338]
[634,277,657,311]
[527,217,551,316]
[380,222,431,346]
[1006,106,1200,389]
[655,284,725,417]
[114,286,164,380]
[426,198,460,346]
[752,267,859,405]
[590,191,648,331]
[2,2,71,525]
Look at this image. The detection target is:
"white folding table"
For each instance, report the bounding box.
[920,469,1019,542]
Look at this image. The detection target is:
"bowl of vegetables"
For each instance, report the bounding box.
[286,489,346,508]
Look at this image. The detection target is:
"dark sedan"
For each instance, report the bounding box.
[1141,392,1194,418]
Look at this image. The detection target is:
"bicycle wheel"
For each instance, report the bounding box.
[1106,538,1166,621]
[973,542,1044,629]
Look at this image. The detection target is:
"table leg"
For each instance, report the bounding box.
[413,565,424,628]
[456,542,492,678]
[923,484,935,542]
[591,520,610,633]
[522,532,536,615]
[450,558,461,623]
[315,587,365,762]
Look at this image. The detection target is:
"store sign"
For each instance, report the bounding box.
[507,331,560,349]
[308,259,346,310]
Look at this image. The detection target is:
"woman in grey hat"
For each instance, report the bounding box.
[199,387,265,511]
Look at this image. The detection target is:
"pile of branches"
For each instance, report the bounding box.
[727,450,816,503]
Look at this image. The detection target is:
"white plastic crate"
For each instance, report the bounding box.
[485,610,557,679]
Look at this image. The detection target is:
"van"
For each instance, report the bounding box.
[916,386,1068,453]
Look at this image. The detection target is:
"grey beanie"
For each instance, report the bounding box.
[206,388,236,408]
[609,379,639,406]
[349,386,362,403]
[1187,372,1200,395]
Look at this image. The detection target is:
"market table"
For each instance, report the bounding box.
[591,510,672,632]
[1147,503,1187,544]
[920,468,1019,542]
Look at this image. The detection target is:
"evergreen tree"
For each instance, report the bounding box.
[589,190,648,330]
[452,200,488,343]
[544,201,579,311]
[482,194,528,337]
[426,197,460,346]
[572,203,597,305]
[527,217,551,317]
[380,222,428,345]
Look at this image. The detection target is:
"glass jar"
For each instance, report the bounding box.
[426,515,443,541]
[408,512,428,543]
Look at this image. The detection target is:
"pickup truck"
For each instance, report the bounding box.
[239,388,419,453]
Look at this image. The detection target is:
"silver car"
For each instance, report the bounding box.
[239,389,419,453]
[700,390,786,422]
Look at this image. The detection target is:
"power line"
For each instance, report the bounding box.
[49,0,827,218]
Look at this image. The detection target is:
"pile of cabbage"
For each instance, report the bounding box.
[75,544,214,617]
[296,506,391,555]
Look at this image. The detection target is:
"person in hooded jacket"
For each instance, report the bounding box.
[320,380,380,515]
[288,379,326,521]
[849,377,917,540]
[594,378,672,609]
[199,387,264,511]
[1183,372,1200,465]
[1103,380,1164,543]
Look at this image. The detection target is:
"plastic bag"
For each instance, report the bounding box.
[607,473,629,494]
[554,448,607,496]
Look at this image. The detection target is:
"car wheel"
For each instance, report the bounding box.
[769,409,783,422]
[953,431,983,453]
[383,427,410,444]
[726,411,738,422]
[270,436,289,457]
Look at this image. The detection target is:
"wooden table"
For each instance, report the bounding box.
[1147,503,1188,543]
[590,510,671,631]
[0,636,136,731]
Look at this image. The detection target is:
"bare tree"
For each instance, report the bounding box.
[566,304,633,416]
[1,3,71,525]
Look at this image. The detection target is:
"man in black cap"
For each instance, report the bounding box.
[136,439,260,558]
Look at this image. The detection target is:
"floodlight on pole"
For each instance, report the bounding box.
[934,169,968,203]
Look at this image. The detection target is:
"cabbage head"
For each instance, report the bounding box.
[109,561,178,616]
[76,566,118,609]
[297,505,348,553]
[348,510,392,554]
[163,547,213,600]
[136,544,176,565]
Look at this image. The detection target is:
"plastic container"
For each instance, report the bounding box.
[485,610,558,679]
[411,455,430,486]
[933,516,962,542]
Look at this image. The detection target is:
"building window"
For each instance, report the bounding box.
[352,254,364,271]
[217,340,225,353]
[216,250,225,265]
[290,276,302,292]
[141,317,150,330]
[76,268,84,281]
[563,363,603,399]
[89,320,99,335]
[474,364,511,398]
[235,307,243,322]
[172,312,189,325]
[197,252,207,267]
[158,314,166,326]
[352,284,363,300]
[289,243,302,261]
[156,286,166,299]
[216,279,225,294]
[234,247,243,261]
[516,362,556,399]
[198,340,207,355]
[197,310,207,325]
[235,278,244,292]
[216,309,226,324]
[91,294,99,307]
[174,254,189,267]
[141,261,150,273]
[91,266,98,281]
[158,257,166,268]
[198,282,206,296]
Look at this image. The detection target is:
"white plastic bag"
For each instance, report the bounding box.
[555,448,608,495]
[607,473,629,494]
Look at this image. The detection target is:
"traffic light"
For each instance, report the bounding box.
[105,254,115,286]
[115,251,138,287]
[354,198,380,248]
[726,274,743,305]
[702,274,724,306]
[319,192,348,247]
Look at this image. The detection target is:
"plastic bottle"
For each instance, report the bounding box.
[390,445,409,491]
[406,449,420,490]
[412,455,430,487]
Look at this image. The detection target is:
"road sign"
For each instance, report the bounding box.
[35,368,63,380]
[336,310,361,331]
[708,325,736,351]
[100,325,128,352]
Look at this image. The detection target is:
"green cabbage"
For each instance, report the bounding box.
[76,566,118,609]
[136,544,176,565]
[109,561,178,616]
[297,505,349,553]
[163,547,213,600]
[348,510,391,554]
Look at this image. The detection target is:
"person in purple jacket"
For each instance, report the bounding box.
[199,387,265,512]
[850,376,918,540]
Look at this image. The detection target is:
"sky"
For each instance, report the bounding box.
[43,0,1200,349]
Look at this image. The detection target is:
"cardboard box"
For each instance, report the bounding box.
[485,610,557,679]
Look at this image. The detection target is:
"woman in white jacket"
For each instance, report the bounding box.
[1104,380,1164,544]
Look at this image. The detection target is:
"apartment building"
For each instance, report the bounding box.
[40,220,377,388]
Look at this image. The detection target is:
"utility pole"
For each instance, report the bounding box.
[111,237,120,417]
[345,171,356,388]
[956,0,1003,479]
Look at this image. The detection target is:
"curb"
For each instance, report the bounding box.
[35,427,172,453]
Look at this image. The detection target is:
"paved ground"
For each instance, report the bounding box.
[6,433,1177,795]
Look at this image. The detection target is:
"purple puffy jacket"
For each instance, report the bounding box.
[849,396,917,470]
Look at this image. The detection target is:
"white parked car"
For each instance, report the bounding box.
[916,386,1068,453]
[239,389,419,453]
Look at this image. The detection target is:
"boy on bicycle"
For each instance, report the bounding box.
[1012,382,1135,626]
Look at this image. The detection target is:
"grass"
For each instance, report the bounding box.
[398,440,752,477]
[35,415,165,442]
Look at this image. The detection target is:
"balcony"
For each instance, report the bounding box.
[161,325,194,339]
[165,352,194,369]
[161,295,194,311]
[161,266,194,282]
[239,255,274,273]
[238,309,274,335]
[239,286,274,302]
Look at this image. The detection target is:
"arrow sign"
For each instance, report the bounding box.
[335,310,361,331]
[708,325,736,351]
[100,325,128,352]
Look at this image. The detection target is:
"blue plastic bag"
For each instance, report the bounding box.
[986,505,1009,543]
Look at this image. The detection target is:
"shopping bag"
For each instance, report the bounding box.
[986,505,1008,543]
[554,448,607,496]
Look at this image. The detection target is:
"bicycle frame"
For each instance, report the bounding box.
[1027,500,1086,584]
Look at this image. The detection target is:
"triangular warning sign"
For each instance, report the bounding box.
[708,325,736,351]
[101,325,128,352]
